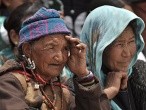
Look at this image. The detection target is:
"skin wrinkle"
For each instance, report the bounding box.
[29,34,69,81]
[103,26,136,72]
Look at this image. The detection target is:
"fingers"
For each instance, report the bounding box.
[106,71,128,90]
[120,72,128,90]
[76,43,86,53]
[105,71,128,99]
[65,35,86,52]
[65,35,81,45]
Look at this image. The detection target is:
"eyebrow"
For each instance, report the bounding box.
[44,42,58,47]
[42,39,59,45]
[115,36,135,43]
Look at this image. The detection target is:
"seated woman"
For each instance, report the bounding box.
[0,7,111,110]
[81,5,146,110]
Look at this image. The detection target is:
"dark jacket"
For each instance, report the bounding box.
[0,60,110,110]
[113,60,146,110]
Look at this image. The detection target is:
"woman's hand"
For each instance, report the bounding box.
[65,36,89,77]
[104,71,128,99]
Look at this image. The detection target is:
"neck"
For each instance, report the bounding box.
[101,65,111,75]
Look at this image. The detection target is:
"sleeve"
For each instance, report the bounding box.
[0,73,29,110]
[73,74,111,110]
[130,60,146,110]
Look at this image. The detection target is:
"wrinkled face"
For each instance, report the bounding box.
[102,26,137,72]
[30,34,69,79]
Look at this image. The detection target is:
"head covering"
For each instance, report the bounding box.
[19,7,70,47]
[80,5,145,110]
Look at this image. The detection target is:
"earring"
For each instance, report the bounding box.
[27,58,36,69]
[22,55,36,70]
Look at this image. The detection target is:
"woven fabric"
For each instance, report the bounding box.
[19,7,70,47]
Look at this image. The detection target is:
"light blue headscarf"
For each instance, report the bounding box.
[80,5,145,110]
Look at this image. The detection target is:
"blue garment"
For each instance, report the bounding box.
[80,5,145,110]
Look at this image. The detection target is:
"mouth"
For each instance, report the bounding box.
[49,64,64,68]
[50,64,61,66]
[119,62,130,67]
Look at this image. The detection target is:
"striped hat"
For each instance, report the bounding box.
[19,7,70,47]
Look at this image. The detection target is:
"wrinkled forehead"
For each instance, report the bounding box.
[31,34,68,46]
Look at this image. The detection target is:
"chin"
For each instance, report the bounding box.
[119,67,129,72]
[50,71,62,77]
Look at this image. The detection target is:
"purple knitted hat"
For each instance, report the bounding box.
[19,7,70,47]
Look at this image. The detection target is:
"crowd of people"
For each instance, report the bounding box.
[0,0,146,110]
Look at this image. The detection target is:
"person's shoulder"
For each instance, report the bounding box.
[0,59,23,84]
[0,59,20,73]
[133,60,146,71]
[0,71,22,82]
[0,72,14,80]
[130,61,146,109]
[130,60,146,90]
[132,60,146,78]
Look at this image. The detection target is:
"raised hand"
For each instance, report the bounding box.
[104,71,128,99]
[65,36,89,77]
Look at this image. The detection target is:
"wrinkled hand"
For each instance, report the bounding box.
[65,36,89,77]
[104,71,128,99]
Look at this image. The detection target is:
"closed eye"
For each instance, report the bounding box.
[129,39,135,44]
[41,45,54,51]
[114,43,124,47]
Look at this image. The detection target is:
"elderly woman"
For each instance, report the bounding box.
[81,5,146,110]
[0,7,111,110]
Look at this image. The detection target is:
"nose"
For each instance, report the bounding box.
[121,46,131,58]
[54,51,64,63]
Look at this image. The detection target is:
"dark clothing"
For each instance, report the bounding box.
[0,60,111,110]
[113,81,136,110]
[114,60,146,110]
[130,60,146,110]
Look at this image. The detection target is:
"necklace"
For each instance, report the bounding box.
[40,80,64,110]
[20,62,64,110]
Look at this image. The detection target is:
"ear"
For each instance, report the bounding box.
[9,29,19,46]
[21,43,32,58]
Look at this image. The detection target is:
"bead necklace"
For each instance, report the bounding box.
[21,62,64,110]
[40,82,56,109]
[40,79,64,110]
